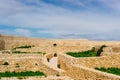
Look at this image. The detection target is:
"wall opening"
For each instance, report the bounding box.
[54,53,57,57]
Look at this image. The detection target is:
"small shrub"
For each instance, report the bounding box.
[17,76,23,80]
[56,73,60,76]
[16,63,20,68]
[43,52,46,55]
[2,62,9,65]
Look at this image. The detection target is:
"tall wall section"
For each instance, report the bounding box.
[1,35,120,54]
[0,39,5,50]
[0,35,92,53]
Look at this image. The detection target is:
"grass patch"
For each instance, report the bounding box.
[66,47,97,57]
[0,71,45,77]
[66,45,107,57]
[95,67,120,76]
[13,51,45,54]
[13,45,34,50]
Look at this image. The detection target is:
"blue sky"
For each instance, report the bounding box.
[0,0,120,40]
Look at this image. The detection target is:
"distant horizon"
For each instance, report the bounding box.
[0,0,120,40]
[1,33,120,41]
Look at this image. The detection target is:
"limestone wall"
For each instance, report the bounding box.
[76,54,120,68]
[0,35,92,54]
[58,53,120,80]
[0,76,73,80]
[0,39,5,50]
[91,41,120,47]
[1,35,120,52]
[0,54,64,76]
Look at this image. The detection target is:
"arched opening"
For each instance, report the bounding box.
[53,43,57,47]
[54,53,57,57]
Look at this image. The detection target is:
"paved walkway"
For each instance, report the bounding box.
[49,57,58,68]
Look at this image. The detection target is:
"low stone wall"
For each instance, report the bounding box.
[91,41,120,47]
[0,76,73,80]
[58,53,120,80]
[76,54,120,68]
[0,54,43,59]
[0,54,64,76]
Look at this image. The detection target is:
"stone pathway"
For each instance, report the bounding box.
[49,57,58,68]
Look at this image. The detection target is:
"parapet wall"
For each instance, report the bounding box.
[58,53,120,80]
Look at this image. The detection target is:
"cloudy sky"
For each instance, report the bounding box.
[0,0,120,40]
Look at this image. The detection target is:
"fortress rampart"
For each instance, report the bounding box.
[1,35,120,79]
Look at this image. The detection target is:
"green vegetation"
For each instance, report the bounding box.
[13,51,45,54]
[66,48,96,57]
[66,45,107,57]
[0,71,45,77]
[95,67,120,76]
[2,62,9,65]
[13,45,34,50]
[56,73,60,76]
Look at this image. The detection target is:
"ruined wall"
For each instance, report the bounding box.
[58,53,120,80]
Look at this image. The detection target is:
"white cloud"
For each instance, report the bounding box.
[98,0,120,11]
[0,0,120,40]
